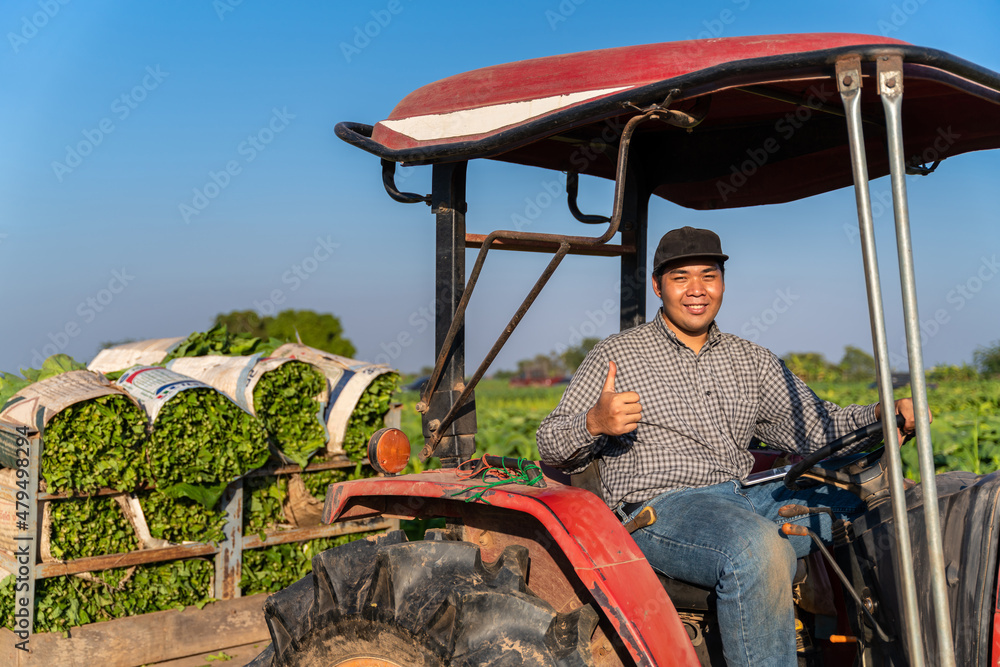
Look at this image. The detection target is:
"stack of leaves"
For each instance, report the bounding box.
[165,325,330,468]
[0,373,30,408]
[251,361,328,468]
[0,558,214,634]
[0,355,148,494]
[342,373,400,461]
[243,475,289,541]
[42,395,149,493]
[139,491,228,545]
[0,354,86,406]
[241,464,378,541]
[147,387,269,508]
[240,533,375,596]
[161,323,281,363]
[47,497,139,561]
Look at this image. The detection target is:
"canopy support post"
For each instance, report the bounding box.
[878,53,956,667]
[835,55,924,665]
[427,161,477,468]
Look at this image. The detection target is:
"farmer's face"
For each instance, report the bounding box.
[652,260,725,340]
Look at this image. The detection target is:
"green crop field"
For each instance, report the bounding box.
[398,378,1000,483]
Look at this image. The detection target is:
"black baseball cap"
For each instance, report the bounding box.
[652,226,728,276]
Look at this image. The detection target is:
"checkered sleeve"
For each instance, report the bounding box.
[753,352,879,455]
[536,344,611,475]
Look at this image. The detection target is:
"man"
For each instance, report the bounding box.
[536,226,918,667]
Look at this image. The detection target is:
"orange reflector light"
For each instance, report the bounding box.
[829,635,859,644]
[367,427,410,475]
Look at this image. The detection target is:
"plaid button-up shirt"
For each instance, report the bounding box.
[536,311,879,506]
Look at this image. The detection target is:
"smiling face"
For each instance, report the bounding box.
[652,259,725,352]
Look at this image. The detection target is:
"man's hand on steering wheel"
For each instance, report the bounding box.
[873,397,930,445]
[783,399,932,494]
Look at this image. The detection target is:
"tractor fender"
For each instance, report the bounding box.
[323,469,699,667]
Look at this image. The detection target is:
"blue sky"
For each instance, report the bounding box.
[1,0,998,376]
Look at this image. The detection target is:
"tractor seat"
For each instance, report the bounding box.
[657,573,715,611]
[656,558,809,612]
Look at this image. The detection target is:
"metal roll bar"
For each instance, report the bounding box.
[878,53,955,667]
[836,53,954,666]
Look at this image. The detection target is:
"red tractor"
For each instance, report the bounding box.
[249,34,1000,665]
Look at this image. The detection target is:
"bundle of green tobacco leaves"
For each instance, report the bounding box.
[166,353,329,469]
[341,373,400,461]
[251,361,328,467]
[243,475,289,541]
[240,533,375,596]
[241,464,378,542]
[47,496,139,561]
[145,386,270,508]
[0,356,148,494]
[40,394,149,493]
[0,354,85,405]
[0,558,215,634]
[139,490,228,545]
[161,323,281,363]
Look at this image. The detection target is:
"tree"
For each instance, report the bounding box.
[214,310,267,338]
[974,340,1000,378]
[516,353,565,380]
[213,309,356,358]
[781,352,837,383]
[838,345,876,382]
[928,363,979,382]
[560,337,601,373]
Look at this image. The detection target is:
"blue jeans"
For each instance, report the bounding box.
[627,479,863,667]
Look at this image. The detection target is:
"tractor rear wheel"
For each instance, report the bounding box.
[249,529,598,666]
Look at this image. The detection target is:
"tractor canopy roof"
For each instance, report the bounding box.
[336,33,1000,209]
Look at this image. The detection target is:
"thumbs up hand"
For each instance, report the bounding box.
[586,361,642,436]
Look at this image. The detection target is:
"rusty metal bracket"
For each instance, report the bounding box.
[623,89,710,130]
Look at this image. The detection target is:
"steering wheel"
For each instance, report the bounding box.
[783,414,906,493]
